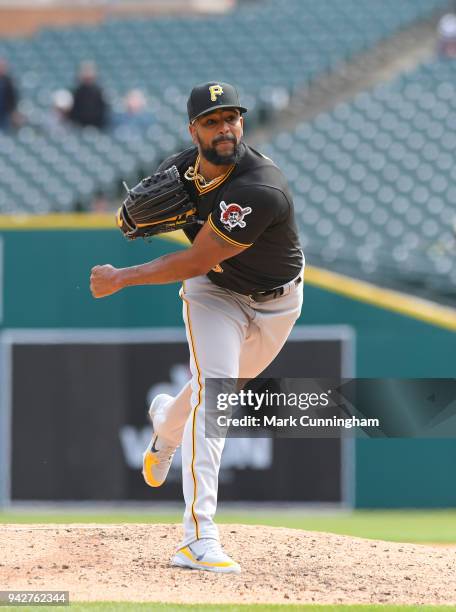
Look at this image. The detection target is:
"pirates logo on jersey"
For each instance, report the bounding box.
[219,201,252,230]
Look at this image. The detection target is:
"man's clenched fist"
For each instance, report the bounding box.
[90,264,122,298]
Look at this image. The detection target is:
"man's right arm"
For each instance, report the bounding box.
[90,219,246,298]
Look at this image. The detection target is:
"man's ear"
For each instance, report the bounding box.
[189,123,198,145]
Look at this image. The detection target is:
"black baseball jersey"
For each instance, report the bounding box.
[157,142,303,294]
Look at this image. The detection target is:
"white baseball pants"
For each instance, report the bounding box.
[152,271,304,548]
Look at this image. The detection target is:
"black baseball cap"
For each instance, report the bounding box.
[187,81,248,123]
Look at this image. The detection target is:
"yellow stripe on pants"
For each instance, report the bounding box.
[181,281,202,541]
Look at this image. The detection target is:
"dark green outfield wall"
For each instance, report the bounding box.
[1,230,184,328]
[303,285,455,378]
[1,229,455,507]
[301,285,456,508]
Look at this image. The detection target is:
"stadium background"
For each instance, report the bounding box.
[0,0,456,578]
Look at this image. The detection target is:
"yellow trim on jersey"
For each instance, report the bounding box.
[179,546,236,568]
[181,281,202,540]
[194,155,235,195]
[208,213,252,248]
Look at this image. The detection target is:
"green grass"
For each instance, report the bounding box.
[2,604,456,611]
[66,605,456,612]
[2,606,456,612]
[1,510,456,544]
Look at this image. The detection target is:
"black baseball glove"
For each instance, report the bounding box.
[116,165,199,239]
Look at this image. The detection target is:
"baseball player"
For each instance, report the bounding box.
[90,82,304,574]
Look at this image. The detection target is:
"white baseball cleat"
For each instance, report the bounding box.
[142,394,176,488]
[171,538,241,574]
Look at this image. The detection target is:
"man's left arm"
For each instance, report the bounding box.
[90,221,246,298]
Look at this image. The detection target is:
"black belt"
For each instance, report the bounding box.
[249,275,302,303]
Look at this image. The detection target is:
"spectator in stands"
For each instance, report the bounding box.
[0,58,19,130]
[53,89,73,121]
[69,61,108,129]
[43,89,73,134]
[112,89,153,135]
[437,14,456,58]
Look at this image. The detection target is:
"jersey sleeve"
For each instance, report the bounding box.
[208,184,287,247]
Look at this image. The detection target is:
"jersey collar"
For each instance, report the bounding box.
[191,154,236,195]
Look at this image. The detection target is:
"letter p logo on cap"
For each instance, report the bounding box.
[209,84,224,102]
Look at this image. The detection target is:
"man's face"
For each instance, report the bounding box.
[189,108,244,165]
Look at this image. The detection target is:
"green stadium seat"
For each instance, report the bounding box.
[263,53,456,294]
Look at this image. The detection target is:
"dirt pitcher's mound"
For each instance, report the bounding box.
[1,523,455,605]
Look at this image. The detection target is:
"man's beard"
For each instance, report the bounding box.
[197,134,243,166]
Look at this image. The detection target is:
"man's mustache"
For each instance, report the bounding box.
[212,135,236,146]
